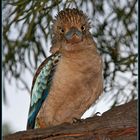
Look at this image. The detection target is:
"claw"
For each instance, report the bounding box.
[72,117,82,123]
[94,112,102,116]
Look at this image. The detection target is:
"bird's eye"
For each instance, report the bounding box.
[61,28,65,33]
[57,27,65,33]
[81,25,86,31]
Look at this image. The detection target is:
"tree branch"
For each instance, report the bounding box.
[4,100,137,140]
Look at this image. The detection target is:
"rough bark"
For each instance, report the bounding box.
[3,100,137,140]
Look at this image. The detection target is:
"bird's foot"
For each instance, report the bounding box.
[72,117,82,123]
[94,112,102,117]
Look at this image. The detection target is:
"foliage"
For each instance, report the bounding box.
[2,0,138,105]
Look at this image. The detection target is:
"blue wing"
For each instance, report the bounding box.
[27,52,61,129]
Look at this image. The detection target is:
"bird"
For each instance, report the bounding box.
[27,8,103,129]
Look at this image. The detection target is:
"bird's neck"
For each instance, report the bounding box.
[62,42,97,60]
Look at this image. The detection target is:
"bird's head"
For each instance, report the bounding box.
[51,8,93,53]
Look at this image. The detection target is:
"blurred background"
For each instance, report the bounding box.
[2,0,138,136]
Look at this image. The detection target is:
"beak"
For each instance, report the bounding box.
[65,27,83,43]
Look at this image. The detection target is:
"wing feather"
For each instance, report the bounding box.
[27,52,61,129]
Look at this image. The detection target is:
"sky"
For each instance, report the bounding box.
[2,78,30,132]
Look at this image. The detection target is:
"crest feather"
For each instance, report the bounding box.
[53,8,90,28]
